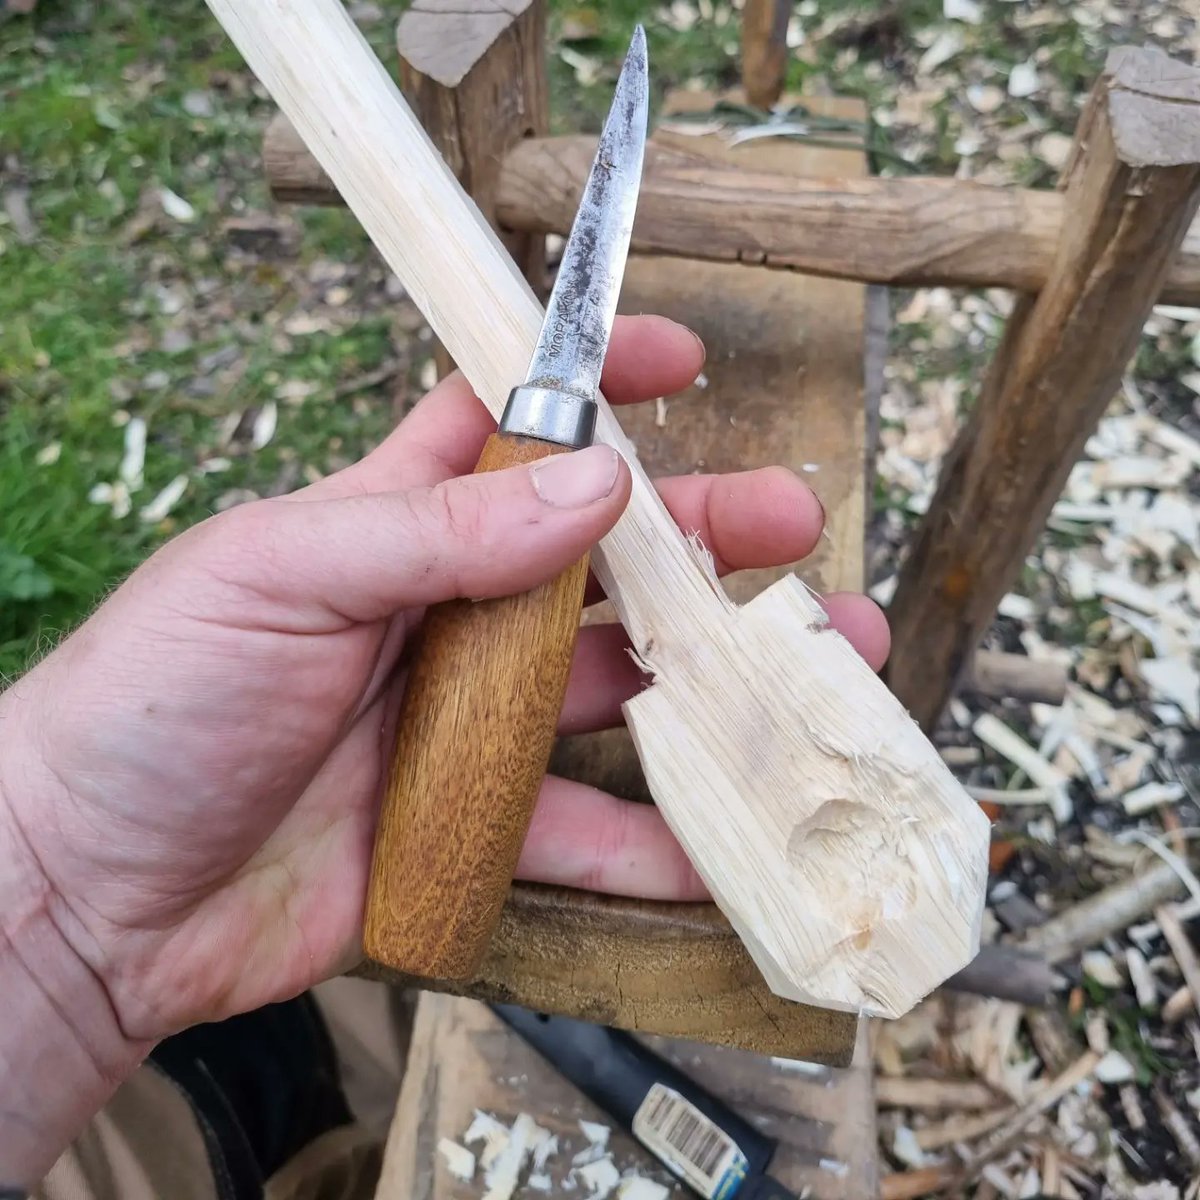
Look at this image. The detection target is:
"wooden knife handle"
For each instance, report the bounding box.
[363,432,590,980]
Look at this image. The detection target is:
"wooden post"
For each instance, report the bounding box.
[742,0,791,110]
[886,47,1200,731]
[396,0,548,376]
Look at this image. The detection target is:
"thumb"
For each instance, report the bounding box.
[223,442,630,625]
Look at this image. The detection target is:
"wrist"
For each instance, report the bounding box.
[0,703,149,1187]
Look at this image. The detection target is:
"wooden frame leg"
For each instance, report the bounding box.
[742,0,791,110]
[886,47,1200,731]
[396,0,548,375]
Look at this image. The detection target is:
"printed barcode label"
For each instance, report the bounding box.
[632,1084,748,1200]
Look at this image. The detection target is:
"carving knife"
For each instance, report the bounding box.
[363,27,649,980]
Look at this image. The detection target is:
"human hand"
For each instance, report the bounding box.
[0,314,887,1091]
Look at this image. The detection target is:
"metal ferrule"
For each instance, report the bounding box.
[498,385,597,449]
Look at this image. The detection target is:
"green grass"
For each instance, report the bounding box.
[1,0,1190,679]
[0,0,405,677]
[0,0,740,680]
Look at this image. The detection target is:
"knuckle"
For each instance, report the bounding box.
[427,480,489,546]
[185,499,288,587]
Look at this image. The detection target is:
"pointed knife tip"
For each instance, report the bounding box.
[630,23,647,63]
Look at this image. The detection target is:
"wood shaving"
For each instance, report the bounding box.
[1140,657,1200,726]
[572,1120,612,1167]
[1126,946,1159,1009]
[973,713,1072,822]
[1007,60,1040,97]
[464,1110,512,1172]
[159,186,196,222]
[437,1137,476,1182]
[615,1178,669,1200]
[1123,780,1186,815]
[119,417,147,491]
[1095,1050,1136,1084]
[251,400,278,450]
[576,1157,621,1200]
[139,475,188,523]
[1082,950,1123,988]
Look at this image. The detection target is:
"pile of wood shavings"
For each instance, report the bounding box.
[854,1,1200,1184]
[436,1112,677,1200]
[871,291,1200,1194]
[871,295,1200,1200]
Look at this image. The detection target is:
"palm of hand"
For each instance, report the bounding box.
[2,317,888,1044]
[16,530,409,1037]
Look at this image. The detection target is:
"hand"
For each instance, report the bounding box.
[0,315,887,1173]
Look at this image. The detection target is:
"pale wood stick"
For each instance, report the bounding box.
[263,118,1200,304]
[914,1103,1018,1152]
[1156,904,1200,1010]
[205,0,989,1017]
[875,1076,1004,1113]
[967,650,1068,705]
[965,786,1056,805]
[1154,1085,1200,1168]
[887,46,1200,731]
[879,1166,957,1200]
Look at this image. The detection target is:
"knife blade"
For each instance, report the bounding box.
[499,23,647,448]
[363,27,649,981]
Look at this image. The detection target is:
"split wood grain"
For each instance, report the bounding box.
[358,884,860,1063]
[262,118,1200,304]
[364,436,590,980]
[874,1076,1004,1113]
[887,46,1200,731]
[206,0,989,1018]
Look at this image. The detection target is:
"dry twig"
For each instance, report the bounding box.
[875,1076,1005,1112]
[1020,859,1189,963]
[952,1051,1102,1188]
[1157,905,1200,1010]
[1154,1085,1200,1168]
